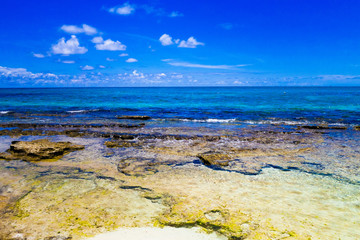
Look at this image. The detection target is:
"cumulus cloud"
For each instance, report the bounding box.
[33,53,45,58]
[60,24,97,35]
[119,53,129,57]
[94,37,126,51]
[109,3,135,15]
[81,65,94,70]
[159,34,204,48]
[131,70,144,78]
[126,58,138,63]
[0,66,58,80]
[91,36,103,43]
[178,37,204,48]
[99,65,106,69]
[159,34,174,46]
[106,57,116,61]
[51,35,88,55]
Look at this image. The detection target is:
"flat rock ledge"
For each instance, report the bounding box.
[0,139,84,161]
[197,152,232,167]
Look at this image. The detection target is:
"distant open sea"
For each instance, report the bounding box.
[1,87,360,126]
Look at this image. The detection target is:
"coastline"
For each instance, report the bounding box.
[0,122,359,239]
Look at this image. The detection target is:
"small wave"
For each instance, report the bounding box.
[243,120,310,125]
[67,109,100,114]
[243,120,348,126]
[170,118,237,123]
[0,111,11,114]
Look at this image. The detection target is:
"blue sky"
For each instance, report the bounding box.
[1,0,360,87]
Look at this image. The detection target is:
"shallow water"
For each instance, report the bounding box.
[0,87,359,239]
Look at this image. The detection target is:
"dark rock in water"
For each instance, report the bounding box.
[354,126,360,131]
[0,139,84,161]
[116,115,151,120]
[299,125,347,130]
[197,152,232,167]
[113,134,135,140]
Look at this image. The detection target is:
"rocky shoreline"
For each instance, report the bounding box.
[0,122,359,239]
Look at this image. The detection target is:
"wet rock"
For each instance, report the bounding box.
[354,126,360,131]
[113,134,135,140]
[116,115,151,120]
[0,139,84,161]
[299,125,347,130]
[117,157,162,176]
[104,140,140,148]
[197,152,232,167]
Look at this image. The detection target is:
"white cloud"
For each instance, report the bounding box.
[155,73,166,79]
[178,37,204,48]
[163,60,245,69]
[131,70,144,78]
[51,35,88,55]
[126,58,138,63]
[33,53,45,58]
[91,36,104,43]
[62,60,75,64]
[159,34,204,48]
[0,66,58,79]
[60,24,97,35]
[119,53,129,57]
[99,65,106,69]
[0,66,35,77]
[233,81,243,85]
[82,24,97,35]
[109,3,135,15]
[159,34,173,46]
[106,57,115,61]
[81,65,94,70]
[169,11,183,17]
[95,38,126,51]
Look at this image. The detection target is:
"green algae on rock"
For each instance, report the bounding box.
[0,172,168,240]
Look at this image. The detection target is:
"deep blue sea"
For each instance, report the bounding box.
[1,87,360,126]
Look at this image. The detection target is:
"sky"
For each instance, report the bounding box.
[1,0,360,87]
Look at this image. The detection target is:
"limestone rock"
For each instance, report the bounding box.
[197,152,232,167]
[104,140,139,148]
[117,157,162,176]
[0,139,84,161]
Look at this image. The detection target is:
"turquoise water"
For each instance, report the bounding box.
[1,87,360,125]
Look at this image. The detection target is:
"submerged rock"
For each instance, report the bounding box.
[104,140,140,148]
[116,115,151,120]
[197,152,232,167]
[117,157,159,176]
[0,139,84,161]
[299,125,347,130]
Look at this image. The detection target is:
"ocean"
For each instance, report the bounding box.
[1,87,360,126]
